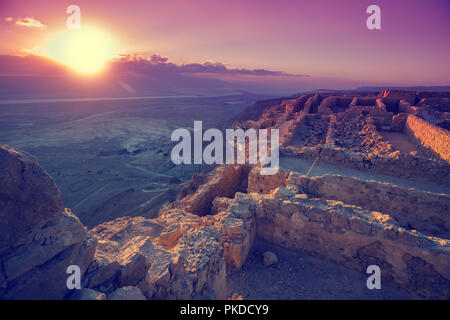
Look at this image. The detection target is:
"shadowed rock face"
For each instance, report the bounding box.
[0,144,230,300]
[0,145,63,253]
[0,144,96,299]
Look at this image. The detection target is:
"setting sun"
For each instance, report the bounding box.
[45,27,116,75]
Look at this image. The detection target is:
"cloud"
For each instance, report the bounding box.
[5,17,47,30]
[20,46,41,55]
[113,53,309,77]
[0,54,361,98]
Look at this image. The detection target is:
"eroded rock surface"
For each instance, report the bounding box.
[0,144,96,299]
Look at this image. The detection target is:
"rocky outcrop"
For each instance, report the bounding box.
[109,286,146,300]
[0,144,96,299]
[70,288,106,300]
[86,214,227,300]
[0,147,248,300]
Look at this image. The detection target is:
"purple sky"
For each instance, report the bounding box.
[0,0,449,95]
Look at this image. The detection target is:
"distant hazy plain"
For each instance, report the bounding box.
[0,94,262,227]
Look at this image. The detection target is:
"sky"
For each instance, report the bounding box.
[0,0,449,97]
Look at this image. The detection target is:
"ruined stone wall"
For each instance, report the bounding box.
[378,90,416,105]
[317,96,336,114]
[251,188,450,299]
[391,113,408,131]
[247,168,289,194]
[290,95,311,113]
[185,165,251,215]
[416,91,450,100]
[346,105,391,118]
[350,97,378,106]
[318,97,353,115]
[297,174,449,238]
[399,100,414,114]
[281,144,450,185]
[248,168,450,238]
[404,114,450,162]
[304,94,321,113]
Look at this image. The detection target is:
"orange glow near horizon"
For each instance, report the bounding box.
[44,26,116,75]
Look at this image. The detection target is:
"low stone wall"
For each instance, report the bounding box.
[299,174,449,237]
[378,90,416,105]
[250,187,450,299]
[304,94,321,113]
[241,169,450,298]
[280,145,450,185]
[391,113,408,131]
[185,165,251,215]
[248,167,450,237]
[404,114,450,162]
[318,97,354,115]
[318,96,336,114]
[416,91,450,100]
[288,95,310,113]
[399,100,414,114]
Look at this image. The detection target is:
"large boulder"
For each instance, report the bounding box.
[0,144,96,299]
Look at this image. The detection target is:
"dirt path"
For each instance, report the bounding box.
[280,156,450,195]
[378,131,417,154]
[227,239,411,300]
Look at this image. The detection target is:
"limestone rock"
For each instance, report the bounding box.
[109,286,145,300]
[71,288,106,300]
[263,251,278,266]
[0,144,96,299]
[88,215,228,300]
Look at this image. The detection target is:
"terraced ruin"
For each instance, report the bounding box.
[1,89,449,299]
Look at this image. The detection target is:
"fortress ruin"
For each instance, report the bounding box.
[1,89,449,300]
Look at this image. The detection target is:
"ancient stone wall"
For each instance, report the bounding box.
[391,113,408,131]
[304,94,321,113]
[318,97,353,115]
[404,114,450,162]
[88,215,228,300]
[250,187,450,298]
[244,167,450,298]
[290,95,311,113]
[248,168,449,235]
[184,165,251,215]
[281,144,450,185]
[317,96,336,114]
[416,91,450,100]
[398,100,414,113]
[298,174,449,237]
[378,90,416,105]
